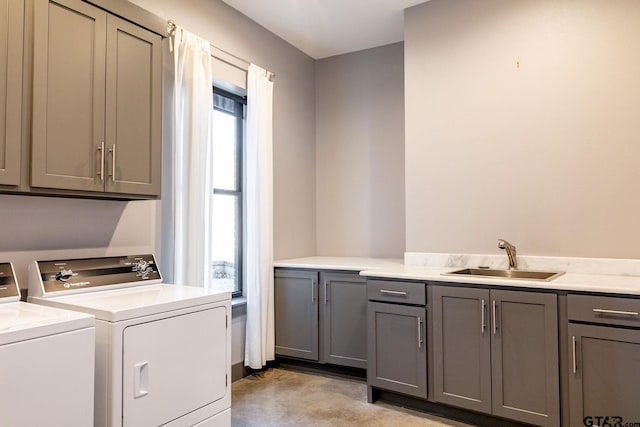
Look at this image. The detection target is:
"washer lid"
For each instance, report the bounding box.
[0,302,94,346]
[0,262,20,302]
[28,284,231,322]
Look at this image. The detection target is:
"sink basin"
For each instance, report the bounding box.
[444,268,564,282]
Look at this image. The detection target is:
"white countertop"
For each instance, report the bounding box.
[359,264,640,296]
[274,256,403,271]
[274,255,640,296]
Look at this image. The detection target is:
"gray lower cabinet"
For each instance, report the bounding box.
[321,272,367,368]
[432,285,559,427]
[32,0,161,196]
[367,301,427,399]
[275,269,367,368]
[568,294,640,426]
[274,269,319,360]
[432,286,491,413]
[568,324,640,426]
[0,0,23,186]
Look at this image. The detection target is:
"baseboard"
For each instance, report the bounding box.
[371,387,529,427]
[275,356,366,381]
[231,362,253,382]
[232,359,281,382]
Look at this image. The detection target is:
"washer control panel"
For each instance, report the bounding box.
[36,255,161,294]
[0,263,20,300]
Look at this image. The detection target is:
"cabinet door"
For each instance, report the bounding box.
[105,15,161,196]
[320,272,367,368]
[432,285,491,413]
[367,301,427,398]
[569,323,640,426]
[122,308,227,427]
[491,290,559,426]
[32,0,106,191]
[0,0,23,185]
[274,269,319,361]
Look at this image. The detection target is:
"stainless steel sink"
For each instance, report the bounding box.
[444,268,564,281]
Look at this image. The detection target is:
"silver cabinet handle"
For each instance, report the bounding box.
[108,144,116,181]
[481,299,486,334]
[324,280,328,305]
[572,335,577,374]
[97,142,105,181]
[311,279,316,303]
[492,300,497,335]
[379,289,407,296]
[592,308,639,317]
[417,317,423,349]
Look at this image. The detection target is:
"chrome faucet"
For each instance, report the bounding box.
[498,239,517,270]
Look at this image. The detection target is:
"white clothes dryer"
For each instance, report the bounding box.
[27,254,231,427]
[0,262,95,427]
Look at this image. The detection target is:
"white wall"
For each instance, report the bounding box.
[405,0,640,259]
[315,43,405,258]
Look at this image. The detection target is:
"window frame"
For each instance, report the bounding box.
[212,86,246,298]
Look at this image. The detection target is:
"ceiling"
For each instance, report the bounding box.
[220,0,428,59]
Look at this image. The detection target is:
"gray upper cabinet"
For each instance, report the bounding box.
[432,285,559,427]
[32,0,161,196]
[274,269,319,361]
[32,0,106,192]
[0,0,24,186]
[320,272,367,369]
[105,14,161,196]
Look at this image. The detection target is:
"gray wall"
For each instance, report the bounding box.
[315,43,405,258]
[130,0,317,262]
[1,0,317,288]
[0,195,159,288]
[405,0,640,258]
[0,0,317,368]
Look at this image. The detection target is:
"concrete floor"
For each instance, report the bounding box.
[231,368,471,426]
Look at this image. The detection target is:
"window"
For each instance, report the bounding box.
[210,87,245,297]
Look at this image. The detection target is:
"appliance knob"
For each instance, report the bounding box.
[134,261,152,277]
[56,269,74,282]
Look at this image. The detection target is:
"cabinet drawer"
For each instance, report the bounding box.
[568,294,640,327]
[367,279,425,305]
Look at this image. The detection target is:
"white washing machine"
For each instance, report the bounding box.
[27,254,231,427]
[0,261,95,427]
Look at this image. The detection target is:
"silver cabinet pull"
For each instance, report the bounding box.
[379,289,407,296]
[311,279,316,303]
[324,280,328,305]
[417,317,423,349]
[572,335,577,374]
[592,308,639,317]
[481,299,486,334]
[492,300,497,335]
[97,142,105,181]
[108,144,116,181]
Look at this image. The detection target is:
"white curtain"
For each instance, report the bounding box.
[244,64,275,369]
[172,28,214,287]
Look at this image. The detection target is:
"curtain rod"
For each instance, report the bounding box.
[167,20,276,80]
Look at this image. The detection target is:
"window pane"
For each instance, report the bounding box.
[213,110,238,191]
[214,92,240,115]
[210,193,240,294]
